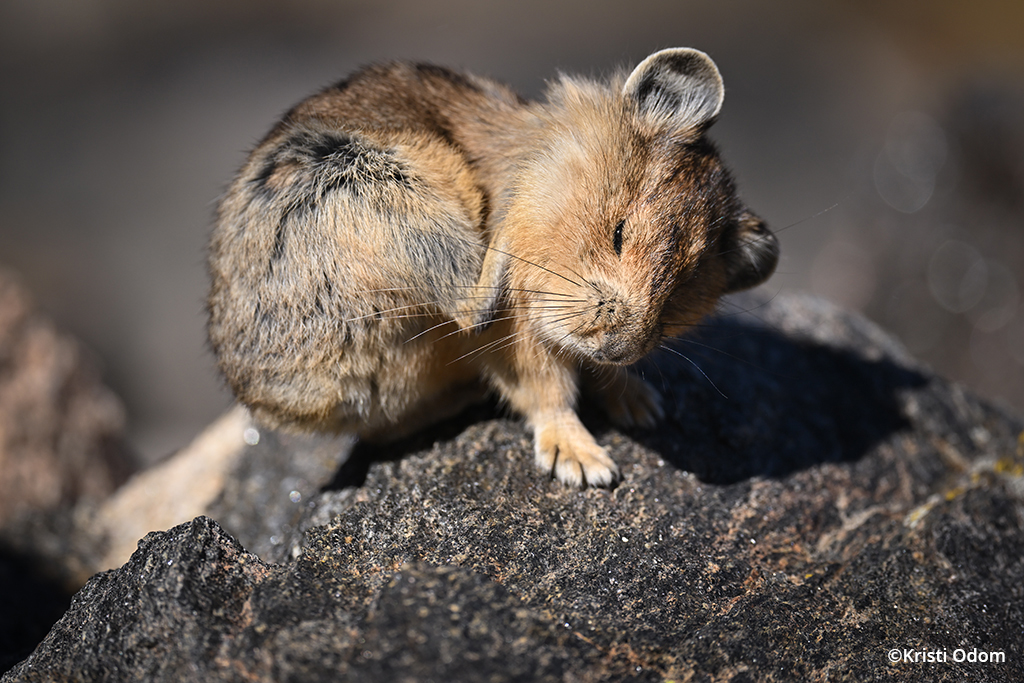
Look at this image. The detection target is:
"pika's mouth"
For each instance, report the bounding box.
[581,329,659,365]
[590,350,643,365]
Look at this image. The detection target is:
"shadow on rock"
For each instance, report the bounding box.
[324,400,505,492]
[0,546,74,673]
[626,316,929,484]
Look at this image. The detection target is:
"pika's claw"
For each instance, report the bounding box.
[532,411,620,488]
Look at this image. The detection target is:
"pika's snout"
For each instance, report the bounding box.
[573,290,659,365]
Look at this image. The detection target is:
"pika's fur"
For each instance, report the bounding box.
[207,49,779,487]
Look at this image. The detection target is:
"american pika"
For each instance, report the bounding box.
[207,48,779,487]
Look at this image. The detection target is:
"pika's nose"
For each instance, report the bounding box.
[594,306,655,364]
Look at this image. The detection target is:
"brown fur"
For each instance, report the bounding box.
[207,49,779,487]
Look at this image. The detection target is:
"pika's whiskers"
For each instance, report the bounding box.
[658,344,728,399]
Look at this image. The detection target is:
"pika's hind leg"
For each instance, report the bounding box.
[581,364,664,429]
[210,123,498,434]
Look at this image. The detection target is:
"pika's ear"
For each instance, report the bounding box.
[721,211,779,293]
[623,48,724,128]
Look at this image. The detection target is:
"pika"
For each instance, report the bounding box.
[207,48,778,487]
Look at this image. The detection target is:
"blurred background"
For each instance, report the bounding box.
[1,0,1022,465]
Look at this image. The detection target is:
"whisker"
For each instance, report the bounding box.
[448,330,523,364]
[403,317,462,343]
[489,333,528,357]
[541,256,600,293]
[550,316,593,363]
[504,287,580,299]
[345,310,432,323]
[771,198,845,237]
[710,292,784,332]
[668,336,788,380]
[472,241,587,291]
[527,303,582,310]
[428,312,522,343]
[355,284,580,303]
[343,302,435,322]
[344,301,493,323]
[643,355,671,396]
[403,296,590,345]
[714,199,844,261]
[531,308,594,330]
[659,344,728,399]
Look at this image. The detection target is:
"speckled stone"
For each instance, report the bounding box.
[5,293,1023,682]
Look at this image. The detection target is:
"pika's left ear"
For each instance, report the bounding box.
[623,48,724,128]
[721,211,779,293]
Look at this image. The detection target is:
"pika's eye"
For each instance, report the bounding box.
[613,219,625,256]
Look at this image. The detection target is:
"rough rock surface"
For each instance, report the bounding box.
[4,293,1024,682]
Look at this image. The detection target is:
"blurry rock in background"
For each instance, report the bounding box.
[0,0,1022,464]
[0,269,136,582]
[860,86,1024,418]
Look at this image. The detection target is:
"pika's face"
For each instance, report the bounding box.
[507,125,776,366]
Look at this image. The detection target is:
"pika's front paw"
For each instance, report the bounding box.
[591,369,665,429]
[532,412,620,488]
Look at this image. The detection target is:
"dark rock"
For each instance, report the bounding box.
[4,517,614,682]
[0,549,72,675]
[207,428,356,562]
[4,293,1023,681]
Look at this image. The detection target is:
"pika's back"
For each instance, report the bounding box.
[207,63,531,430]
[248,62,530,186]
[284,63,524,135]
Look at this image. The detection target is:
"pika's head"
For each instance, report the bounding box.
[504,48,779,365]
